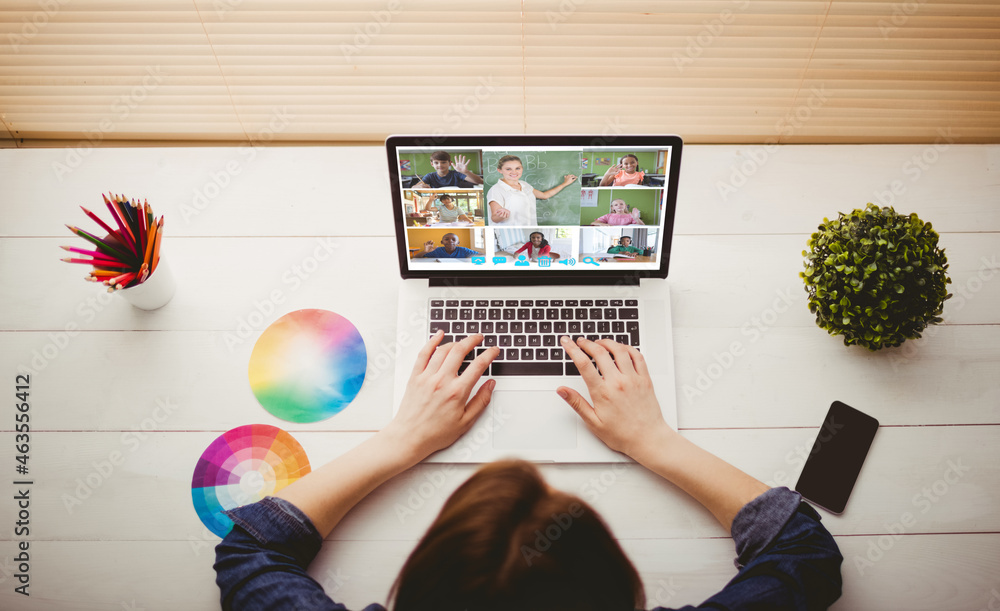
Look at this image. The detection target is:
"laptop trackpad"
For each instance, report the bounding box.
[492,391,578,450]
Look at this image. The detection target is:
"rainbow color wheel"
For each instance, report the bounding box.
[191,424,311,538]
[249,309,367,423]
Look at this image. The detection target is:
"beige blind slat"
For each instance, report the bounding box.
[1,0,998,144]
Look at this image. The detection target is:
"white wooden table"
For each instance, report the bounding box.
[0,144,997,610]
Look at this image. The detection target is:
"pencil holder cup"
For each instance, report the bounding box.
[116,259,176,310]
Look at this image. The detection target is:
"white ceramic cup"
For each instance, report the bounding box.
[116,259,176,310]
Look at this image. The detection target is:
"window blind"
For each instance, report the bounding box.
[1,0,997,145]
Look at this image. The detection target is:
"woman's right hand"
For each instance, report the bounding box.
[556,337,676,459]
[491,205,510,222]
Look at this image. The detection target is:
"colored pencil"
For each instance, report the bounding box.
[106,195,137,253]
[66,194,166,290]
[150,216,163,272]
[139,201,150,256]
[61,245,116,259]
[65,225,135,261]
[68,249,122,264]
[142,214,158,267]
[80,206,123,242]
[61,257,131,268]
[105,270,137,286]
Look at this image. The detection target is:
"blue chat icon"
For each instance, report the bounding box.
[492,256,507,265]
[471,256,486,265]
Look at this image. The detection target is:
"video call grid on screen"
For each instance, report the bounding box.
[397,145,673,272]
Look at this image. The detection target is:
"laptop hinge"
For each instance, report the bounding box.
[428,275,642,287]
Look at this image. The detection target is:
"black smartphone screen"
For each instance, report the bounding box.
[794,401,879,514]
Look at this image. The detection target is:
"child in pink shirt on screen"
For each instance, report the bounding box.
[599,154,647,186]
[592,199,644,226]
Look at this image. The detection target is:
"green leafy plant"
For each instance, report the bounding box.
[801,204,951,350]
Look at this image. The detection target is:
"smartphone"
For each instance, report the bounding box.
[794,401,879,514]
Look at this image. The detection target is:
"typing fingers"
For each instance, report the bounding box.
[560,336,602,387]
[596,339,635,376]
[411,330,444,377]
[577,337,618,379]
[441,333,484,375]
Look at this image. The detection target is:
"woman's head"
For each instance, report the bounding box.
[610,199,629,214]
[497,155,523,182]
[390,460,644,611]
[528,231,547,248]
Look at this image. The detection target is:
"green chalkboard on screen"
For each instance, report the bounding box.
[482,150,582,226]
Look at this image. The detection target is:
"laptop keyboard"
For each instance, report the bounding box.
[428,299,640,376]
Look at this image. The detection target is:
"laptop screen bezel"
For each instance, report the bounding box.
[387,134,682,282]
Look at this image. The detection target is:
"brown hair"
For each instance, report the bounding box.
[496,155,522,170]
[430,151,452,162]
[389,460,644,611]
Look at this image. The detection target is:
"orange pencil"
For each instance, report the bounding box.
[150,216,164,272]
[88,269,121,278]
[142,214,158,267]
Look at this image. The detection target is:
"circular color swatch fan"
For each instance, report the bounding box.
[249,309,367,423]
[191,424,311,538]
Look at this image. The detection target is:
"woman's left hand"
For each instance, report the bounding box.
[382,332,499,461]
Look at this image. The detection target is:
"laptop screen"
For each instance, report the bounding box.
[388,136,681,280]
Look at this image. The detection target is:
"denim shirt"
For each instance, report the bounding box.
[214,487,842,610]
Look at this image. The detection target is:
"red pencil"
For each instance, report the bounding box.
[105,270,137,287]
[104,194,137,252]
[80,206,124,243]
[136,200,148,257]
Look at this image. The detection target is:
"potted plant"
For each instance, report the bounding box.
[801,203,952,351]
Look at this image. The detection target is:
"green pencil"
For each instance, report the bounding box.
[65,225,137,263]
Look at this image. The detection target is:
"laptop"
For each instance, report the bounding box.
[388,135,682,463]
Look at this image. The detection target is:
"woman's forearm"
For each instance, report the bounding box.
[632,428,770,531]
[275,429,420,538]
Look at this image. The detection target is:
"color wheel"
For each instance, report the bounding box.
[249,309,367,423]
[191,424,311,538]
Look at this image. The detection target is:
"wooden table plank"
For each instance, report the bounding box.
[0,535,996,611]
[3,428,995,543]
[1,324,996,431]
[2,233,996,332]
[2,145,998,238]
